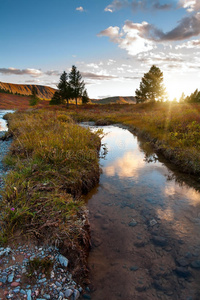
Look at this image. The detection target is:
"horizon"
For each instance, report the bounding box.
[0,0,200,100]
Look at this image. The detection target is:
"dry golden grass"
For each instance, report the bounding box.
[0,110,101,280]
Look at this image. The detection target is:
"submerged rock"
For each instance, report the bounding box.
[149,219,157,227]
[130,266,139,271]
[152,236,168,247]
[175,267,191,278]
[128,219,138,227]
[191,260,200,268]
[176,258,189,267]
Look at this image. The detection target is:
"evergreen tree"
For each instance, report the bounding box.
[50,71,71,107]
[57,71,71,107]
[135,65,166,103]
[69,65,85,107]
[82,89,89,104]
[49,91,63,105]
[29,86,39,106]
[186,89,200,103]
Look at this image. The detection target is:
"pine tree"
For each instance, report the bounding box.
[69,65,85,107]
[50,71,71,107]
[186,89,200,103]
[82,89,89,104]
[135,65,166,103]
[57,71,71,107]
[29,86,39,106]
[49,91,63,105]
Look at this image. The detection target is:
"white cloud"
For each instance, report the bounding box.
[107,59,116,65]
[76,6,85,12]
[98,22,156,55]
[176,39,200,49]
[178,0,200,12]
[86,63,100,69]
[98,26,121,43]
[104,7,113,12]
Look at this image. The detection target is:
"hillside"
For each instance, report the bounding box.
[0,93,50,110]
[91,96,136,104]
[0,81,56,100]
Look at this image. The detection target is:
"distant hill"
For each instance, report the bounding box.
[0,81,56,100]
[91,96,136,104]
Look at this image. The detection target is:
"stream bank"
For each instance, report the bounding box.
[0,110,101,300]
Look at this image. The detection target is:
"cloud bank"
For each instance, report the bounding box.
[98,12,200,55]
[81,72,116,80]
[105,0,172,13]
[0,68,42,77]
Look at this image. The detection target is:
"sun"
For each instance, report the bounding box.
[165,82,183,101]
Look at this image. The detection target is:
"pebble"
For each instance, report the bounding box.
[130,266,139,271]
[191,260,200,268]
[11,282,20,287]
[152,236,168,247]
[149,219,157,227]
[73,289,80,300]
[128,219,138,227]
[176,257,189,267]
[82,294,91,299]
[58,254,69,268]
[65,289,73,297]
[175,267,191,278]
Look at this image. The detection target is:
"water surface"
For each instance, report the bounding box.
[0,110,13,191]
[84,124,200,300]
[0,110,13,131]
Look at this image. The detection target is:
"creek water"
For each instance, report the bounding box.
[0,110,13,192]
[0,110,12,131]
[83,124,200,300]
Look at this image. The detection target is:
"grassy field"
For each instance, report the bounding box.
[0,110,101,281]
[1,101,200,279]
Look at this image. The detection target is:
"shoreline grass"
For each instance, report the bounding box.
[0,110,101,282]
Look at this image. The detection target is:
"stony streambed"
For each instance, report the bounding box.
[0,245,83,300]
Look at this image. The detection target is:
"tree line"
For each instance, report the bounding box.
[50,65,89,107]
[50,64,199,106]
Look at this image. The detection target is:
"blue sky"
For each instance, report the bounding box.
[0,0,200,99]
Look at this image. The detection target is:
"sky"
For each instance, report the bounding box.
[0,0,200,100]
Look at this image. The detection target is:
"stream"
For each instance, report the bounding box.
[0,110,13,192]
[1,113,200,299]
[83,124,200,300]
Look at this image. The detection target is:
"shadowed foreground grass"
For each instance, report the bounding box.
[0,110,101,281]
[68,102,200,175]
